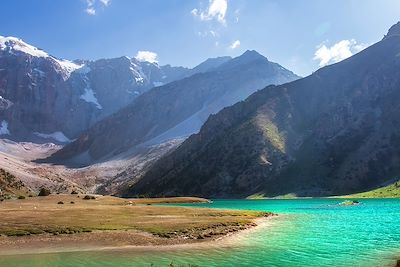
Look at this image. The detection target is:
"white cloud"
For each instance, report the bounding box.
[191,8,199,16]
[85,0,96,15]
[84,0,111,16]
[197,30,219,38]
[85,7,96,15]
[229,40,240,49]
[191,0,228,25]
[314,39,368,67]
[135,51,158,64]
[234,9,240,23]
[99,0,111,6]
[209,30,218,37]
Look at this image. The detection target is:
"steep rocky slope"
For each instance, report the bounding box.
[129,22,400,198]
[47,50,300,166]
[0,168,31,197]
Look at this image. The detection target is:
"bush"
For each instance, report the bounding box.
[70,201,75,204]
[57,201,64,205]
[83,195,96,200]
[71,190,78,194]
[38,188,51,196]
[18,195,25,199]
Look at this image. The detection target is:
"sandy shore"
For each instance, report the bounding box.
[0,217,275,256]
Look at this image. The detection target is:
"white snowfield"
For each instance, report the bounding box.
[33,131,71,143]
[0,120,10,135]
[80,87,102,109]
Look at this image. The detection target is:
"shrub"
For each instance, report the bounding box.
[83,195,96,200]
[70,201,75,204]
[71,190,78,194]
[57,201,64,205]
[18,195,25,199]
[38,188,51,196]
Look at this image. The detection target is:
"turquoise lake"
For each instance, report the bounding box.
[1,198,399,267]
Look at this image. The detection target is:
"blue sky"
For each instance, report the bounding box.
[1,0,399,76]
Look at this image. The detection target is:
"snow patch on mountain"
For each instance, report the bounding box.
[0,36,48,57]
[33,68,46,77]
[0,120,10,135]
[129,64,146,84]
[80,85,102,109]
[56,59,83,77]
[80,87,102,109]
[77,70,102,109]
[34,131,71,143]
[0,36,83,80]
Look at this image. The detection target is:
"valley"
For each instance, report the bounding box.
[1,4,400,266]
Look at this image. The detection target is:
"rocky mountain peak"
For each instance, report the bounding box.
[240,50,268,61]
[0,35,83,80]
[0,36,48,57]
[384,21,400,39]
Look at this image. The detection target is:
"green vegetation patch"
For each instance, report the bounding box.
[341,181,400,198]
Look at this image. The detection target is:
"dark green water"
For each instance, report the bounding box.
[1,198,399,266]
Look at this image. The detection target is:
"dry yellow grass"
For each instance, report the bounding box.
[0,194,270,239]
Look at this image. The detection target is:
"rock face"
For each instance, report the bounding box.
[0,36,192,143]
[128,23,400,198]
[47,50,300,166]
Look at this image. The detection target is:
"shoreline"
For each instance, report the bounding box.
[246,196,400,200]
[0,217,274,256]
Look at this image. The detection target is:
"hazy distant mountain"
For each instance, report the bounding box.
[189,56,232,74]
[0,36,195,143]
[129,22,400,198]
[47,50,300,166]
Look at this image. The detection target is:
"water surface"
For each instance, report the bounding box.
[1,198,399,266]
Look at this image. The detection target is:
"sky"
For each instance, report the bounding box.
[1,0,400,76]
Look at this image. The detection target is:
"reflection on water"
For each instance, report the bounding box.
[1,198,399,267]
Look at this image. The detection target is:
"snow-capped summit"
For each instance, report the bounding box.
[0,36,49,57]
[0,35,83,79]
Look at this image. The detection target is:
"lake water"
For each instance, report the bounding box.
[1,198,399,267]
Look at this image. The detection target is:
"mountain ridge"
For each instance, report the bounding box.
[45,50,300,167]
[128,23,400,198]
[0,35,241,143]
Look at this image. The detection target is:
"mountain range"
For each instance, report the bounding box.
[128,22,400,198]
[0,34,300,195]
[0,36,228,143]
[2,23,400,199]
[46,50,299,167]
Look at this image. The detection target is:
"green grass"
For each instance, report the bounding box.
[340,181,400,198]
